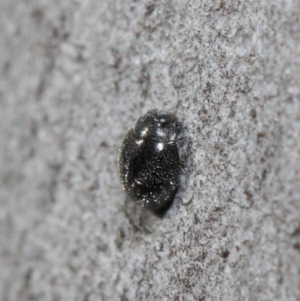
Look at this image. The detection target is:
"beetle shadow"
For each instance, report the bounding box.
[151,198,174,218]
[123,195,175,234]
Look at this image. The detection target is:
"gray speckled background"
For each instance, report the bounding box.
[1,0,300,300]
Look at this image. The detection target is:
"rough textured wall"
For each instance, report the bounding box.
[1,0,300,300]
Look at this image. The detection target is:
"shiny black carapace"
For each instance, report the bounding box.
[119,109,181,212]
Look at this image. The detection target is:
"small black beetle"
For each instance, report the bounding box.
[119,109,181,212]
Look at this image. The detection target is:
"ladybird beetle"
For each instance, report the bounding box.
[119,109,181,212]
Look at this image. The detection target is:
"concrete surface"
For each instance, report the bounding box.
[1,0,300,300]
